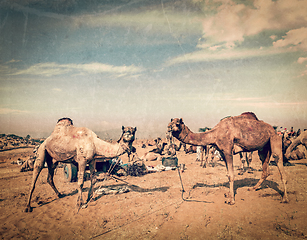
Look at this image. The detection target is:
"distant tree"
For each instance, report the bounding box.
[199,127,211,132]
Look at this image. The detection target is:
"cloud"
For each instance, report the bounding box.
[4,3,66,20]
[166,0,307,66]
[297,57,307,64]
[9,62,144,77]
[166,46,290,65]
[0,108,29,114]
[52,88,62,92]
[70,6,202,37]
[6,59,21,64]
[197,0,307,50]
[273,27,307,51]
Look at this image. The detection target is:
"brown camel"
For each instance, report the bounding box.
[117,126,137,162]
[285,130,307,159]
[167,112,288,205]
[25,118,136,212]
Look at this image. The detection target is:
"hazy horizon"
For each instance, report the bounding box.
[1,0,306,139]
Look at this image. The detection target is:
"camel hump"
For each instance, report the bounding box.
[57,117,73,126]
[52,118,74,135]
[240,112,259,120]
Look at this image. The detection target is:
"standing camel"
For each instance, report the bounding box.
[167,112,288,205]
[25,118,136,212]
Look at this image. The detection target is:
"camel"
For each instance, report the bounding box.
[117,126,137,162]
[285,130,307,160]
[139,152,163,161]
[25,118,136,212]
[167,112,288,205]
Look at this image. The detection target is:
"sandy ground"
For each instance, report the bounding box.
[1,144,307,240]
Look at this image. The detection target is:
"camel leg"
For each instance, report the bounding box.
[45,153,63,198]
[238,152,245,175]
[271,136,289,203]
[199,146,205,168]
[223,152,235,205]
[247,152,253,173]
[77,160,86,208]
[248,147,270,191]
[25,143,46,212]
[204,146,211,168]
[87,160,97,203]
[210,148,215,165]
[200,146,205,167]
[274,154,289,203]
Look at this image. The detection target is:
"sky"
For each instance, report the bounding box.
[0,0,307,139]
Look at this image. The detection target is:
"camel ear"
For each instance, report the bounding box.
[180,118,183,123]
[134,127,137,132]
[122,126,124,131]
[171,118,173,122]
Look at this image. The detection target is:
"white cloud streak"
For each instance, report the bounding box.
[0,108,29,114]
[9,62,144,77]
[9,3,66,20]
[167,46,290,65]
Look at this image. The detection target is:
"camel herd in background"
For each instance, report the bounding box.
[23,112,307,211]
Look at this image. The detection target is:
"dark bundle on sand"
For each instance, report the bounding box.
[125,161,147,176]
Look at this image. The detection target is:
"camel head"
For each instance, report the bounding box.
[118,126,137,143]
[167,118,184,137]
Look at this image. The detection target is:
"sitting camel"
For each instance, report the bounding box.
[139,152,163,161]
[285,130,307,160]
[167,112,288,205]
[25,118,136,212]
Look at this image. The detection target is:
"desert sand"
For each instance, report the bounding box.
[1,143,307,239]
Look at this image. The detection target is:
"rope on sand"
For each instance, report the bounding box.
[177,167,214,204]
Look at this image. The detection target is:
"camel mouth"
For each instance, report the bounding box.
[123,132,135,141]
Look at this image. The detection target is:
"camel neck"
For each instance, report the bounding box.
[94,137,128,158]
[178,125,216,146]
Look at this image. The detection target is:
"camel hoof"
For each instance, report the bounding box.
[224,192,231,198]
[281,198,289,203]
[24,206,33,213]
[224,199,235,205]
[247,187,256,192]
[77,198,84,209]
[58,193,65,198]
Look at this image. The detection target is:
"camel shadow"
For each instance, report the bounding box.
[192,178,284,198]
[293,162,307,167]
[91,182,169,202]
[34,176,169,208]
[35,189,79,208]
